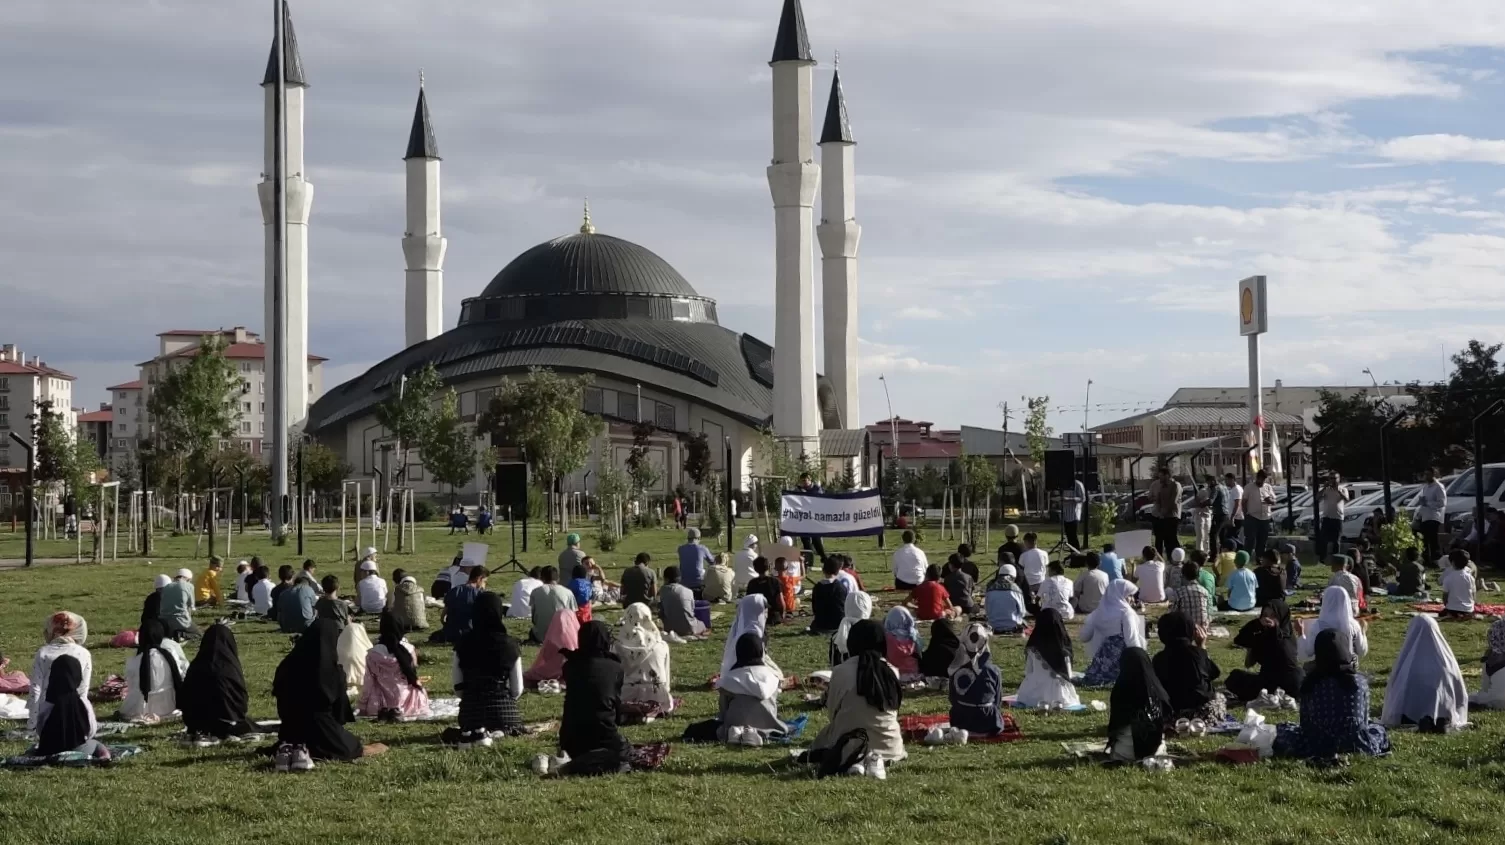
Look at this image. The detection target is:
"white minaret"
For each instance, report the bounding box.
[403,74,446,348]
[817,60,859,430]
[767,0,821,458]
[258,4,312,425]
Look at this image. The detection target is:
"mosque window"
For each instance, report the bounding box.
[655,402,676,430]
[583,388,603,414]
[671,299,691,321]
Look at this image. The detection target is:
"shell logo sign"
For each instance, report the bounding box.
[1238,275,1267,337]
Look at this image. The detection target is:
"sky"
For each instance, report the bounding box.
[7,1,1505,435]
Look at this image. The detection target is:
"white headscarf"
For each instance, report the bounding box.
[719,594,769,680]
[831,590,874,658]
[1299,586,1366,661]
[952,621,993,676]
[337,620,373,688]
[43,611,88,647]
[616,602,673,711]
[1080,579,1144,656]
[1381,615,1469,729]
[618,602,663,651]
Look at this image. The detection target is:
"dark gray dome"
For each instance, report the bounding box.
[479,232,700,298]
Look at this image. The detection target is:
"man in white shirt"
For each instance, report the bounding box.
[1072,551,1109,614]
[1017,532,1050,613]
[1063,478,1087,550]
[1037,560,1075,621]
[1442,550,1476,617]
[1417,467,1448,567]
[1241,469,1277,558]
[355,553,388,614]
[1135,548,1167,603]
[507,568,544,619]
[1218,474,1244,548]
[891,530,928,590]
[1318,474,1350,563]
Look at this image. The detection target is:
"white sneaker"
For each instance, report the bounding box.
[947,728,969,746]
[290,745,315,772]
[865,753,887,781]
[547,753,570,774]
[530,754,550,774]
[923,726,947,746]
[740,730,764,748]
[843,763,866,776]
[725,726,745,745]
[476,733,494,749]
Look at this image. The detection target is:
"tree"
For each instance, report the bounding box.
[1311,389,1390,480]
[625,420,662,517]
[28,399,73,491]
[881,458,903,519]
[1408,340,1505,473]
[146,335,241,484]
[421,389,477,506]
[683,432,712,487]
[373,363,444,486]
[296,440,349,494]
[477,368,604,535]
[1024,395,1053,466]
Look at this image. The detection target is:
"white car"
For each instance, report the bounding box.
[1445,465,1505,523]
[1292,482,1384,533]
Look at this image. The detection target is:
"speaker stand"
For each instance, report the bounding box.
[489,506,528,577]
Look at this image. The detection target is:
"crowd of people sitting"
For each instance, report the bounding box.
[4,520,1498,775]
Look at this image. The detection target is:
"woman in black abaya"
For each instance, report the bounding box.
[182,622,254,739]
[558,621,630,776]
[273,619,364,761]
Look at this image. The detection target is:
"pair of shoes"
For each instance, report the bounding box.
[725,726,745,745]
[739,730,764,748]
[290,745,315,772]
[865,753,887,780]
[458,730,494,750]
[274,743,293,773]
[184,733,217,749]
[530,754,550,774]
[945,728,969,746]
[923,726,948,746]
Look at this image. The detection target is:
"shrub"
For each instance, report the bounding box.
[1378,508,1420,565]
[412,500,434,523]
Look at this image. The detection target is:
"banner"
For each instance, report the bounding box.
[779,488,884,537]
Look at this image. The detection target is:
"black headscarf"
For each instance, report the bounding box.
[140,589,162,631]
[1108,647,1172,756]
[731,632,766,670]
[273,618,346,713]
[1301,628,1358,700]
[37,655,90,756]
[565,620,617,662]
[135,619,183,705]
[455,592,520,683]
[378,610,420,687]
[560,621,626,763]
[1152,612,1220,713]
[845,619,902,712]
[1232,599,1302,696]
[182,623,250,736]
[1026,608,1074,679]
[920,619,963,678]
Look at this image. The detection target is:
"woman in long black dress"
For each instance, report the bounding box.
[1151,611,1224,722]
[919,619,962,680]
[273,618,365,762]
[1106,647,1171,762]
[559,621,630,776]
[1226,597,1303,702]
[454,592,526,740]
[182,622,253,739]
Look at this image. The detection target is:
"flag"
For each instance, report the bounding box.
[1245,427,1261,474]
[1269,424,1283,477]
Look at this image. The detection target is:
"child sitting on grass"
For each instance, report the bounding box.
[776,558,801,617]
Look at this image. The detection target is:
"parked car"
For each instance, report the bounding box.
[1444,464,1505,523]
[1291,481,1384,533]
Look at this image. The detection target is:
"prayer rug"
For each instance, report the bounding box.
[1,744,143,768]
[1001,695,1089,713]
[770,713,810,744]
[1412,602,1505,617]
[625,742,671,770]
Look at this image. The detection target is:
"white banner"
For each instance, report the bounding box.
[779,489,885,537]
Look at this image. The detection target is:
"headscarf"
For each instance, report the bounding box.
[1262,597,1295,639]
[182,622,249,734]
[920,619,963,678]
[565,620,617,662]
[1381,614,1469,729]
[831,590,873,658]
[720,632,782,699]
[1027,608,1074,679]
[988,558,1021,593]
[378,610,419,688]
[953,622,992,675]
[1083,579,1145,650]
[617,603,663,651]
[135,619,184,705]
[36,655,91,756]
[1307,585,1361,648]
[1152,611,1219,713]
[1107,647,1171,756]
[336,618,373,689]
[273,618,345,712]
[732,632,769,670]
[744,534,758,550]
[883,606,923,650]
[1300,628,1357,700]
[719,594,769,679]
[140,590,163,632]
[846,619,902,712]
[1485,617,1505,677]
[526,610,582,682]
[44,612,88,647]
[1170,548,1185,564]
[456,593,521,682]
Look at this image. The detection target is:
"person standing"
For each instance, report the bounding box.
[1148,467,1182,559]
[1063,476,1087,550]
[1218,474,1244,548]
[558,533,587,574]
[794,473,829,563]
[1417,468,1448,568]
[1318,474,1350,563]
[1017,532,1049,614]
[676,528,715,600]
[1242,470,1276,558]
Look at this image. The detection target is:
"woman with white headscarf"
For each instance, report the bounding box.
[1469,617,1505,709]
[733,535,760,592]
[719,594,780,681]
[829,590,874,667]
[616,603,674,713]
[336,618,374,690]
[1297,586,1369,663]
[984,564,1025,633]
[1381,615,1469,732]
[1079,580,1146,686]
[28,612,94,735]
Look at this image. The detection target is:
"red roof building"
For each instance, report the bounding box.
[865,418,962,466]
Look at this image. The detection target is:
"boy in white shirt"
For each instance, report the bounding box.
[1134,546,1167,604]
[1037,560,1075,621]
[1072,552,1109,614]
[1441,549,1477,619]
[891,530,928,590]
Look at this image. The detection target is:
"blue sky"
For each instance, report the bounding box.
[6,1,1505,434]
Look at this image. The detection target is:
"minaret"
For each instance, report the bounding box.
[258,2,312,424]
[403,73,446,348]
[817,59,859,430]
[767,0,821,457]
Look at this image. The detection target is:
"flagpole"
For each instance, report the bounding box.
[270,0,290,543]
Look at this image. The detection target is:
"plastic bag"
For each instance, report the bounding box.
[1235,708,1276,757]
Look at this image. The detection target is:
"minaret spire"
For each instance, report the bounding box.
[767,0,821,459]
[261,1,307,88]
[818,57,860,433]
[403,76,447,348]
[580,198,596,234]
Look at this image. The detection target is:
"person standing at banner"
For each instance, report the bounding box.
[1218,474,1244,548]
[1063,477,1086,550]
[794,473,828,564]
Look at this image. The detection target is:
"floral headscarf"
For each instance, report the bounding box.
[43,612,88,647]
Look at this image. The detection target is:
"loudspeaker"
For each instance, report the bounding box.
[1043,449,1076,491]
[494,463,529,513]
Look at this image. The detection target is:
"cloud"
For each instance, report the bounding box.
[1376,133,1505,164]
[895,306,945,320]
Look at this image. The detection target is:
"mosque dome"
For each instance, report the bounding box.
[478,231,701,299]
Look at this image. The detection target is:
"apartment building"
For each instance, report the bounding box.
[0,344,76,469]
[77,404,112,462]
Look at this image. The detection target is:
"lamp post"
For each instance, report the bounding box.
[7,432,33,567]
[1380,411,1407,520]
[879,374,899,519]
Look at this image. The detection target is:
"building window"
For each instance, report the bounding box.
[259,402,265,413]
[0,377,8,391]
[243,402,251,412]
[408,465,424,482]
[240,440,252,452]
[583,387,603,414]
[219,439,230,450]
[0,414,7,428]
[671,299,691,320]
[601,389,618,418]
[655,402,675,430]
[241,421,251,433]
[459,392,475,418]
[0,396,7,410]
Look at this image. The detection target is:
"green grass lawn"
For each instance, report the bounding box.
[1,524,1504,845]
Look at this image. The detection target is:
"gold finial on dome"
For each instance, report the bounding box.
[580,197,596,234]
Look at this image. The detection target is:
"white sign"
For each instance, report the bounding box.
[462,542,490,569]
[779,489,885,537]
[1238,275,1268,336]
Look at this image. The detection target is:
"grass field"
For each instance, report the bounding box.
[1,524,1504,845]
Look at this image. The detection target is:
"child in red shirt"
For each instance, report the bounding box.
[909,565,953,621]
[775,558,800,615]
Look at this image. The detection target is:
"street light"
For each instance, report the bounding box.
[1380,411,1407,520]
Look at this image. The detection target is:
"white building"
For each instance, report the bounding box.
[106,379,143,473]
[0,344,76,469]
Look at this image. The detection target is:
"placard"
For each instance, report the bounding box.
[462,542,490,569]
[779,489,884,537]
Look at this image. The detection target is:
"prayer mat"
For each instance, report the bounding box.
[1061,741,1109,760]
[619,700,673,725]
[523,721,558,735]
[625,742,671,771]
[0,694,28,721]
[1213,746,1262,765]
[1001,695,1089,713]
[2,744,142,768]
[973,715,1025,743]
[362,698,456,722]
[899,713,950,741]
[94,722,137,737]
[92,675,127,703]
[1413,602,1505,618]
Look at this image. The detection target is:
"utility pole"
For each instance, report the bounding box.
[998,400,1013,510]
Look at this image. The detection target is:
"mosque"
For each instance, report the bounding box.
[290,0,866,498]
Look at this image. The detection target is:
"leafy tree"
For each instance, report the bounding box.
[373,363,444,486]
[477,368,604,534]
[294,440,347,494]
[421,389,477,506]
[1311,389,1390,480]
[1407,340,1505,472]
[881,457,903,518]
[146,335,241,484]
[958,453,997,502]
[1024,395,1053,466]
[625,420,662,508]
[683,432,712,487]
[904,464,945,507]
[28,400,73,490]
